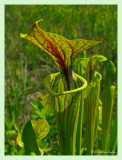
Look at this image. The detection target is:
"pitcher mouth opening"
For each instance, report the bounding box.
[43,72,87,97]
[89,71,102,87]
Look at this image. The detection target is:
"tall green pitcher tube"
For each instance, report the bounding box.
[84,71,102,155]
[43,72,87,155]
[76,56,107,155]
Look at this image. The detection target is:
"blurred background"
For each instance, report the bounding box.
[5,5,117,155]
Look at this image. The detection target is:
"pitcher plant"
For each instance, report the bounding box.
[20,19,116,155]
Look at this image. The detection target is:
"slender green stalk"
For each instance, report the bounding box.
[76,92,84,155]
[76,51,86,155]
[85,78,101,155]
[102,61,116,154]
[109,110,117,154]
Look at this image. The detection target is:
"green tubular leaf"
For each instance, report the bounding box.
[76,92,84,155]
[90,55,107,64]
[76,55,106,155]
[102,61,116,154]
[54,90,82,155]
[94,107,100,140]
[77,55,106,84]
[43,72,87,155]
[75,54,105,155]
[22,120,40,155]
[106,60,116,81]
[84,71,102,155]
[77,58,89,78]
[109,110,117,154]
[102,85,116,154]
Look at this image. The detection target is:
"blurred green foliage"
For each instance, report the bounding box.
[5,5,117,155]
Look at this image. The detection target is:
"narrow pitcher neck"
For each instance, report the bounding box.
[60,66,74,91]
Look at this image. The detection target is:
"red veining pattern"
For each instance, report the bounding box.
[34,30,64,65]
[71,40,78,48]
[47,33,66,60]
[74,40,86,54]
[25,22,99,91]
[34,26,74,90]
[34,124,47,138]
